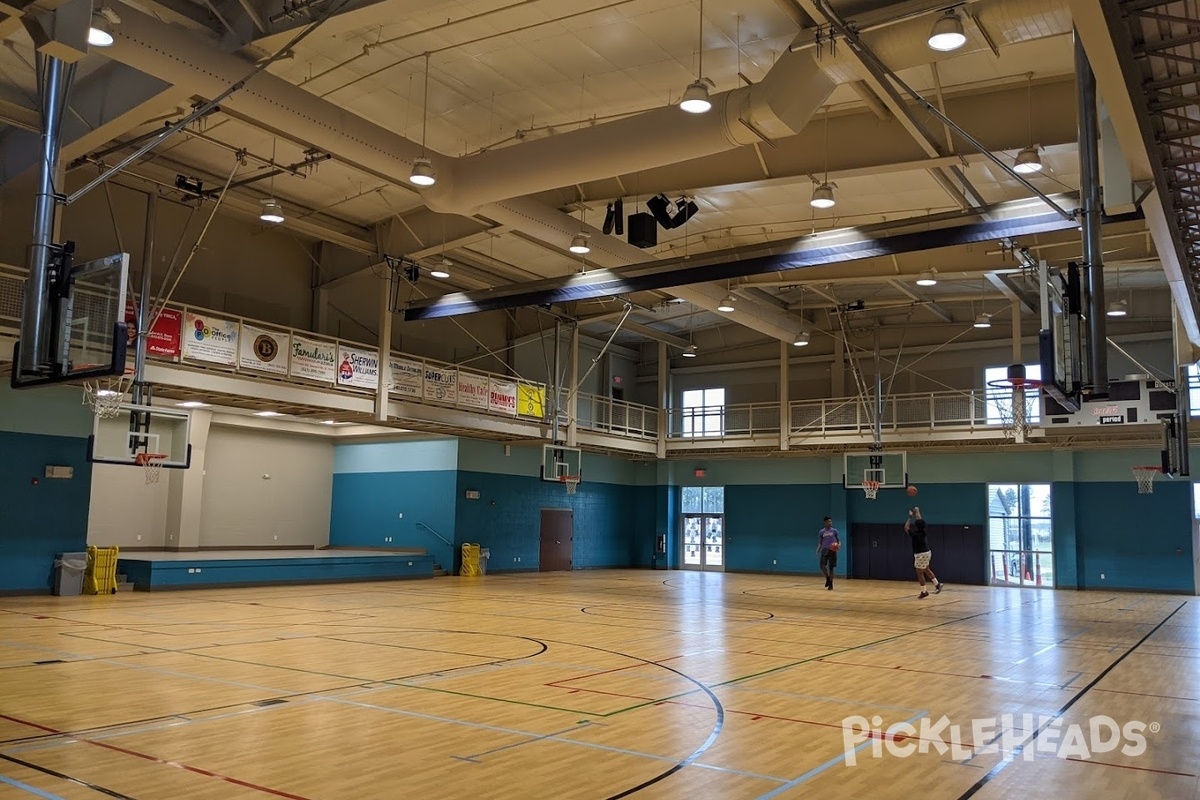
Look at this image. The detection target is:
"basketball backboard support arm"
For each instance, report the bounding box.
[1038,260,1082,412]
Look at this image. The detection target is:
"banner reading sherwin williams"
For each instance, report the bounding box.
[336,346,380,390]
[424,366,457,404]
[124,301,182,359]
[182,312,238,366]
[517,382,546,419]
[389,359,423,398]
[290,336,336,383]
[239,324,290,375]
[457,371,489,410]
[488,378,517,416]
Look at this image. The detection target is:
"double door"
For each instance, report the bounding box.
[683,514,724,571]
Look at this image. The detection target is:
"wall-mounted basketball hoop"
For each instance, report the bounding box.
[559,474,581,495]
[1132,465,1161,494]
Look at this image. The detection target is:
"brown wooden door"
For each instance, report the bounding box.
[539,509,573,572]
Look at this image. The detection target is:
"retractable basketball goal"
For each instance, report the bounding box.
[1132,465,1161,494]
[82,369,134,419]
[987,364,1042,444]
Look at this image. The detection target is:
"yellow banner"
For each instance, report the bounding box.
[517,383,545,419]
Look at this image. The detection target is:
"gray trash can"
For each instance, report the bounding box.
[53,552,87,596]
[479,548,490,575]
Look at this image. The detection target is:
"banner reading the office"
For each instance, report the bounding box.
[389,359,424,398]
[517,382,546,419]
[182,312,238,366]
[424,366,457,404]
[290,336,336,383]
[488,379,517,416]
[457,371,489,411]
[239,324,290,375]
[336,346,380,390]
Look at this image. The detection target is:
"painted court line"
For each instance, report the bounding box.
[0,775,66,800]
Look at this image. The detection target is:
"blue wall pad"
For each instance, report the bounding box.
[119,553,436,590]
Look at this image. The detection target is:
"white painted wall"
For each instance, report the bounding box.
[88,464,170,548]
[199,426,333,547]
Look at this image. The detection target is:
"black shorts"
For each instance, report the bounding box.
[820,549,837,569]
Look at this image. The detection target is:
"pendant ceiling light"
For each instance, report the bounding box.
[430,258,451,279]
[1106,300,1127,317]
[680,0,712,113]
[916,269,938,286]
[569,234,591,254]
[793,330,811,346]
[717,294,736,312]
[682,344,698,357]
[259,199,284,224]
[410,54,437,187]
[810,108,836,209]
[973,313,991,328]
[928,10,967,52]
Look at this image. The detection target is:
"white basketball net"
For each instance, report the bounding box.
[993,386,1033,442]
[82,374,132,419]
[137,454,167,485]
[1132,466,1159,494]
[861,480,880,500]
[561,475,580,495]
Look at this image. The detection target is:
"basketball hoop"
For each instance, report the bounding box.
[1132,465,1161,494]
[559,475,580,494]
[134,452,168,485]
[82,372,133,419]
[861,480,880,500]
[987,372,1042,443]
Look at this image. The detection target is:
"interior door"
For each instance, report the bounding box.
[539,509,573,572]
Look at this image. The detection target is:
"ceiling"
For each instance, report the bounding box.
[0,0,1190,370]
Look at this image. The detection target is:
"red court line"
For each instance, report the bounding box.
[816,657,1069,688]
[0,712,311,800]
[1067,756,1197,778]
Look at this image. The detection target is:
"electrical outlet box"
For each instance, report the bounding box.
[1100,573,1106,580]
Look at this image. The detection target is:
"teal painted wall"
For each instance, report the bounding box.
[0,383,94,592]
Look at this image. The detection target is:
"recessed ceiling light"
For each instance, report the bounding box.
[254,410,281,417]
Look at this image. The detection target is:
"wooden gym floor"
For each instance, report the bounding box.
[0,571,1196,800]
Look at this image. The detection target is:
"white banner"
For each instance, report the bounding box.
[239,324,289,375]
[389,359,424,398]
[290,336,336,383]
[182,312,238,366]
[457,371,489,410]
[337,346,380,390]
[488,378,517,416]
[424,366,457,404]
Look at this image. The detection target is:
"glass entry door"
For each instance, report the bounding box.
[683,514,724,571]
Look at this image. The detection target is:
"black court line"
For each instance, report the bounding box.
[955,600,1188,800]
[0,753,136,800]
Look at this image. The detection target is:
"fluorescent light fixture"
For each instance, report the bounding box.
[254,410,281,417]
[928,10,966,52]
[793,330,811,346]
[569,234,590,254]
[717,295,736,312]
[810,182,835,209]
[680,80,712,114]
[682,344,698,358]
[973,314,991,328]
[916,269,938,286]
[409,156,436,186]
[1107,300,1127,317]
[177,401,209,408]
[1012,146,1043,174]
[259,199,284,224]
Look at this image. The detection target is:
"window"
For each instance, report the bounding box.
[1186,364,1200,416]
[682,486,725,514]
[987,483,1053,587]
[681,387,725,437]
[985,364,1042,426]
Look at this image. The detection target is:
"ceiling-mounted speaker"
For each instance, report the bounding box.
[646,194,674,228]
[628,212,657,248]
[603,203,615,235]
[669,199,698,228]
[614,198,623,235]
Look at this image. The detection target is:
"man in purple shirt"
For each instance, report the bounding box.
[816,516,840,590]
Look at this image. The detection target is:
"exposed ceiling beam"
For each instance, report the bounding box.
[586,318,690,349]
[888,279,954,322]
[402,201,1141,320]
[985,272,1039,315]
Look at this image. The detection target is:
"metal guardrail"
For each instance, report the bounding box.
[561,390,659,440]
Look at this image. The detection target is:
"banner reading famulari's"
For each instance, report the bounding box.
[290,336,337,383]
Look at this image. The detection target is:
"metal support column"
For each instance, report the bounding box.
[657,341,668,459]
[566,324,579,447]
[780,339,790,451]
[375,265,393,421]
[1012,298,1022,363]
[551,320,562,440]
[1077,31,1108,396]
[18,56,70,375]
[133,192,156,404]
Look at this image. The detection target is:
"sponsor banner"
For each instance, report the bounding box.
[489,378,517,416]
[182,312,238,366]
[390,358,424,398]
[124,301,183,359]
[239,324,289,375]
[424,366,457,404]
[457,371,489,410]
[517,382,546,419]
[290,336,336,383]
[336,346,380,390]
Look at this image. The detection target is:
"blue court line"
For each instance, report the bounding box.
[0,775,67,800]
[754,712,927,800]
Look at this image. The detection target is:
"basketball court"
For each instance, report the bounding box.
[2,0,1200,797]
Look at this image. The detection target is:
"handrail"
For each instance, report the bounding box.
[415,521,452,548]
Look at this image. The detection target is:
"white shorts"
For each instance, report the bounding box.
[914,551,932,569]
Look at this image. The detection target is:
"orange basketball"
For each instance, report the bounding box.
[907,485,918,496]
[830,542,840,551]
